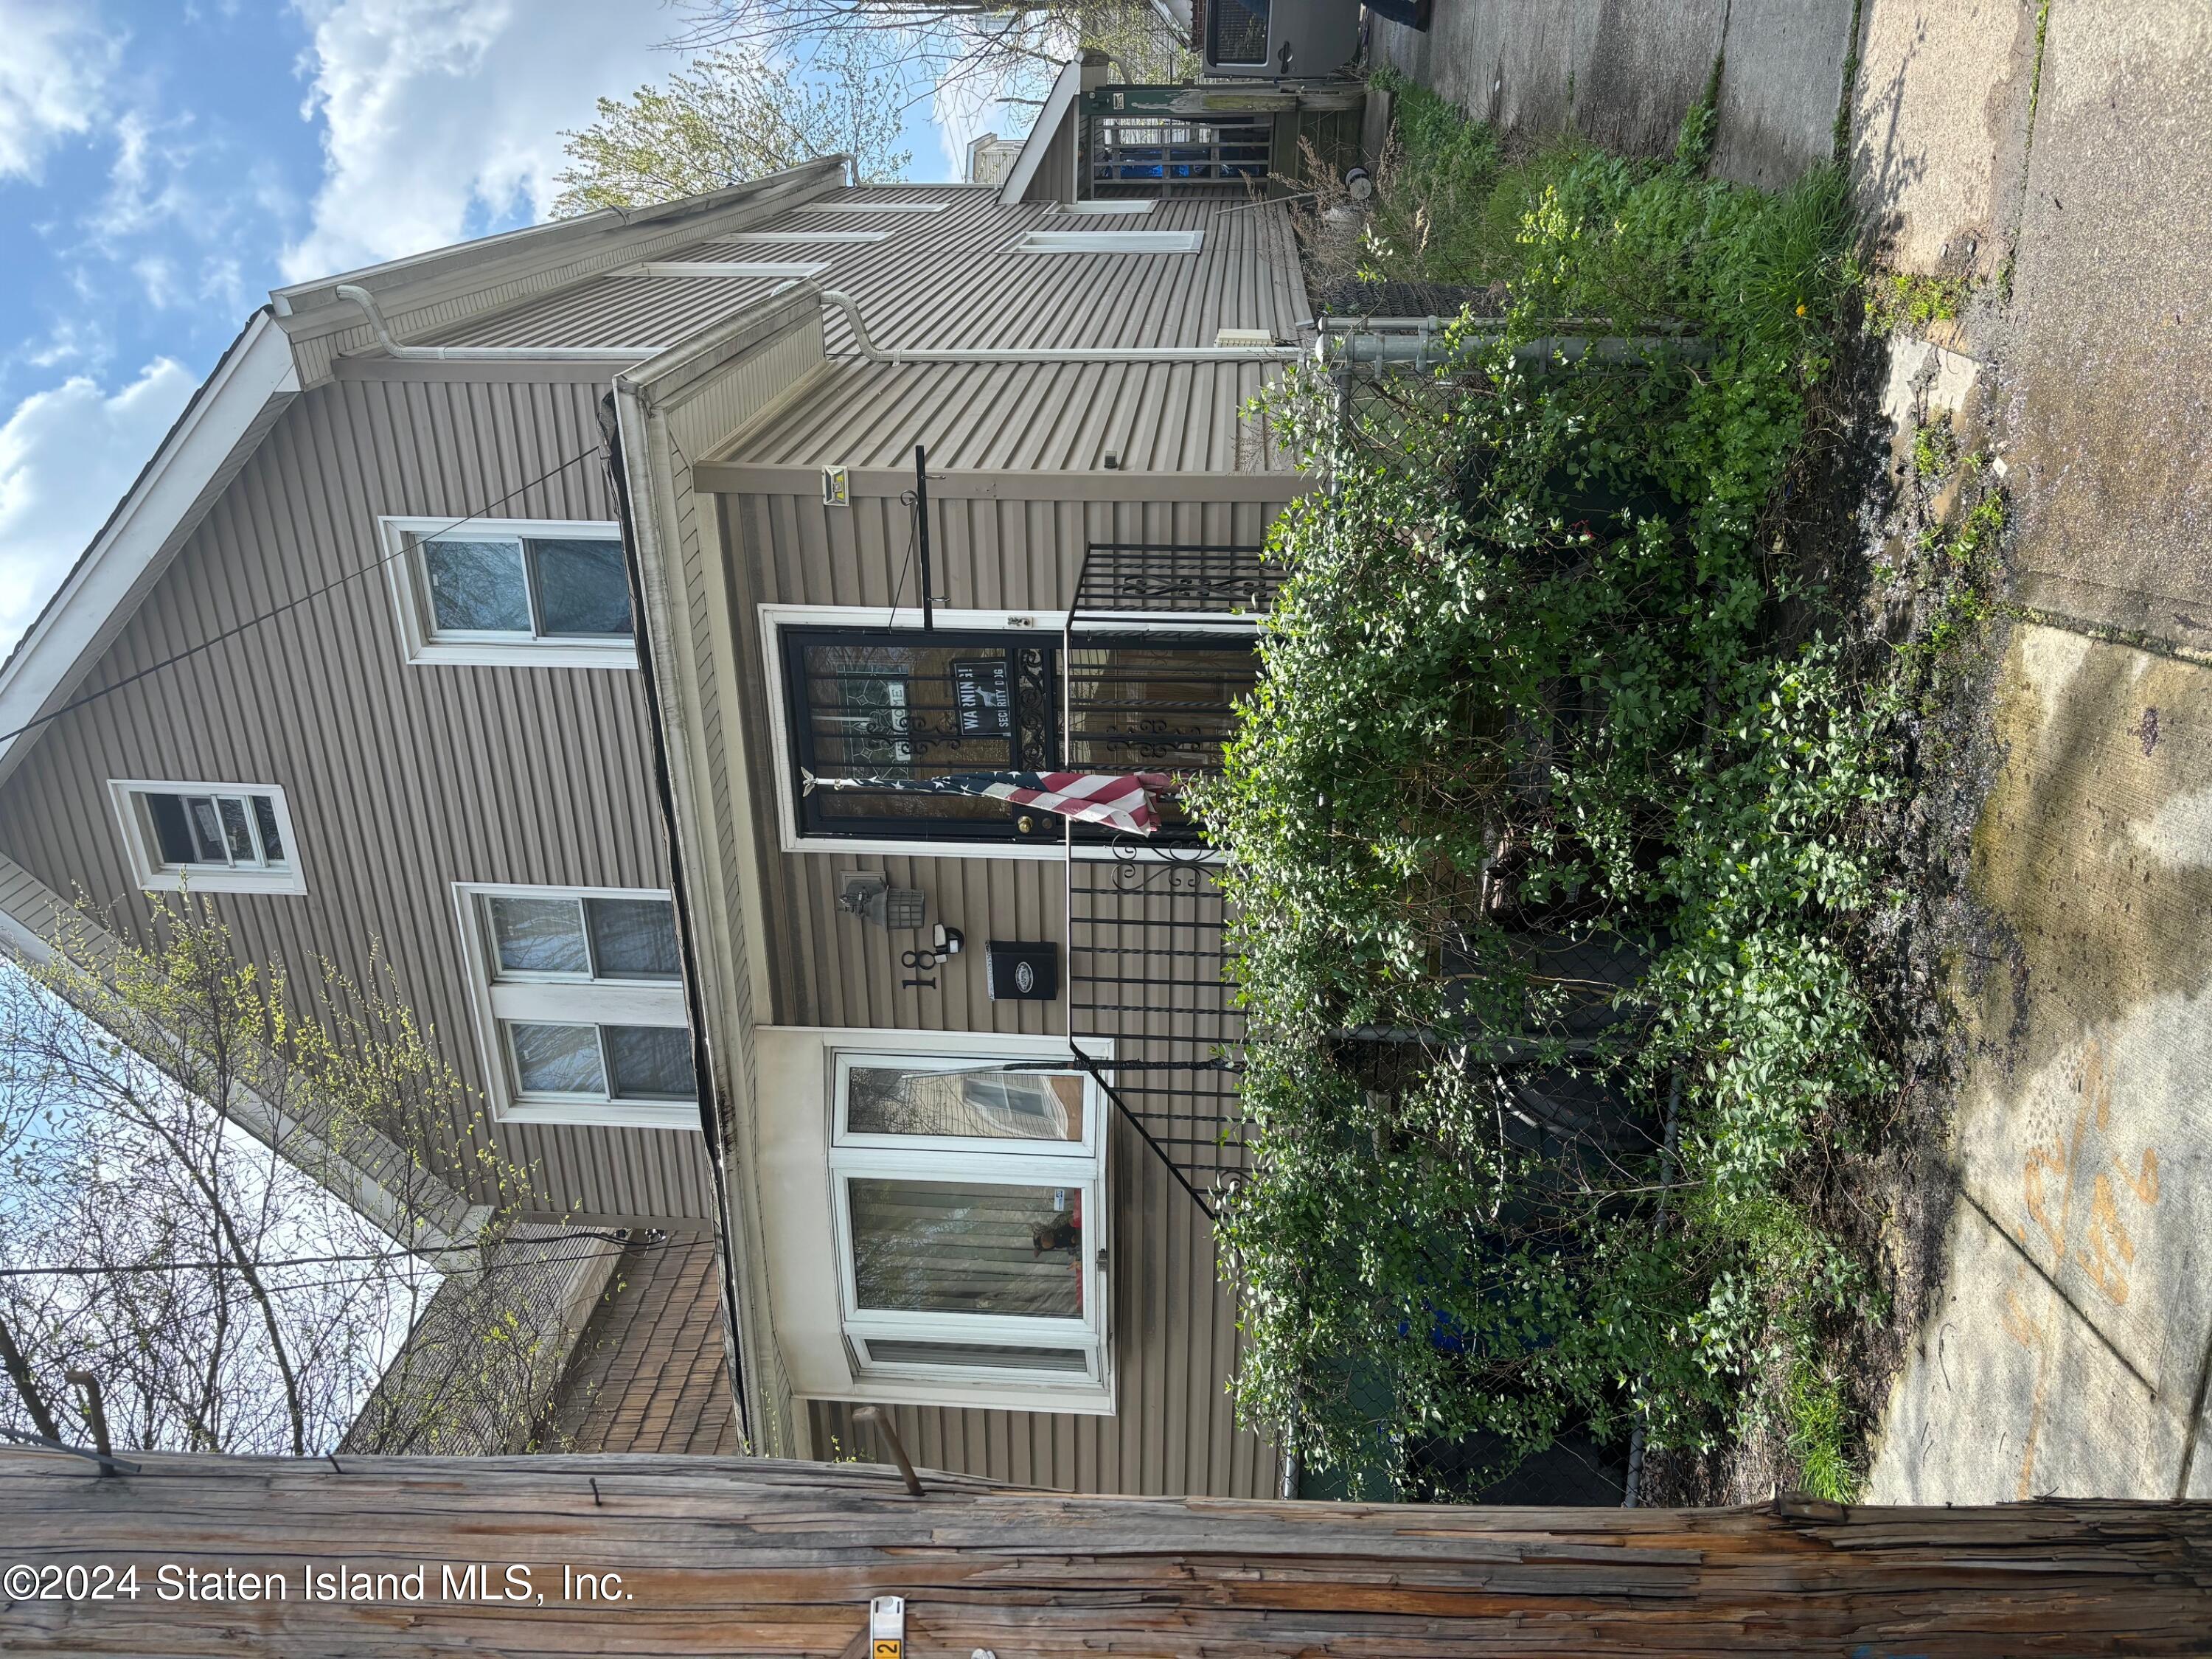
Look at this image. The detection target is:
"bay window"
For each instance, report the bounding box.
[830,1053,1107,1394]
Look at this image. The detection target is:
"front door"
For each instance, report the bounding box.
[783,627,1060,844]
[779,624,1259,846]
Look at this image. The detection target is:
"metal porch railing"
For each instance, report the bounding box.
[1062,540,1282,1214]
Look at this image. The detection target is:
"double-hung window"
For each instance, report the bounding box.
[380,517,635,668]
[109,780,305,894]
[455,884,695,1128]
[829,1052,1109,1398]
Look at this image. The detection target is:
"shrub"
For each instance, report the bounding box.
[1197,101,1907,1494]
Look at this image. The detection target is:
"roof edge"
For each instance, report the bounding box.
[1001,60,1085,206]
[273,159,852,338]
[0,310,299,786]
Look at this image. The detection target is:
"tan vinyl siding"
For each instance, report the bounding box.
[434,189,1305,355]
[1018,116,1079,204]
[720,481,1287,1495]
[0,376,714,1225]
[715,358,1281,474]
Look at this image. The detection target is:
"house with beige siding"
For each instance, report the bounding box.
[0,108,1314,1487]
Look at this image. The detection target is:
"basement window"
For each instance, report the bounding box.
[379,516,636,669]
[1012,229,1203,254]
[110,781,306,895]
[830,1052,1110,1397]
[455,884,697,1130]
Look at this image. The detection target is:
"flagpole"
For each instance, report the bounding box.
[914,443,934,633]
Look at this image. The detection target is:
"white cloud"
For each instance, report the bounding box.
[0,360,196,658]
[280,0,671,283]
[0,0,115,180]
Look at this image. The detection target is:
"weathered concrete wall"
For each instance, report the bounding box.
[1371,0,1855,189]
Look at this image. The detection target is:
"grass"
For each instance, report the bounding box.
[1912,417,1959,481]
[1785,1356,1860,1501]
[1865,270,1973,334]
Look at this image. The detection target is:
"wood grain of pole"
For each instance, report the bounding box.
[2,1451,2208,1656]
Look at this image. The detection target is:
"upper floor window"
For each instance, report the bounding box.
[453,883,696,1129]
[379,517,636,669]
[108,780,306,895]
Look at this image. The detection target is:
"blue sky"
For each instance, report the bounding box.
[0,0,991,658]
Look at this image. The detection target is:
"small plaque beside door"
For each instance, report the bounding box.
[986,940,1059,1001]
[950,657,1011,737]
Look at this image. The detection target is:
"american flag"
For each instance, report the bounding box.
[802,770,1173,835]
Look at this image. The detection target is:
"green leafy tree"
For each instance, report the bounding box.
[552,41,916,215]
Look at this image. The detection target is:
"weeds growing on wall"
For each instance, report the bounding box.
[1196,86,1986,1499]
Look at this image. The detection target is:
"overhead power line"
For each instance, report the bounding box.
[1,441,608,746]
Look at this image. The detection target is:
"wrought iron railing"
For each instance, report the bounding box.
[1062,540,1279,1214]
[1067,842,1245,1215]
[1071,543,1282,620]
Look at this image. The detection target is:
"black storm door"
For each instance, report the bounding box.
[784,628,1060,842]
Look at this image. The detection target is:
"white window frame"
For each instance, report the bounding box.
[1012,229,1203,254]
[827,1047,1110,1401]
[452,883,696,1130]
[378,516,636,669]
[108,779,307,895]
[1056,199,1159,215]
[720,229,893,244]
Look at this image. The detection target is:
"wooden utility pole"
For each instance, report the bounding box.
[4,1450,2209,1655]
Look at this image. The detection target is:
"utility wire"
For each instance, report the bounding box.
[0,441,608,746]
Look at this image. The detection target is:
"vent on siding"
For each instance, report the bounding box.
[1012,229,1203,254]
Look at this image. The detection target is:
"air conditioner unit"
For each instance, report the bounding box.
[1203,0,1361,79]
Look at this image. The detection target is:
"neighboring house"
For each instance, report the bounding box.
[0,79,1317,1491]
